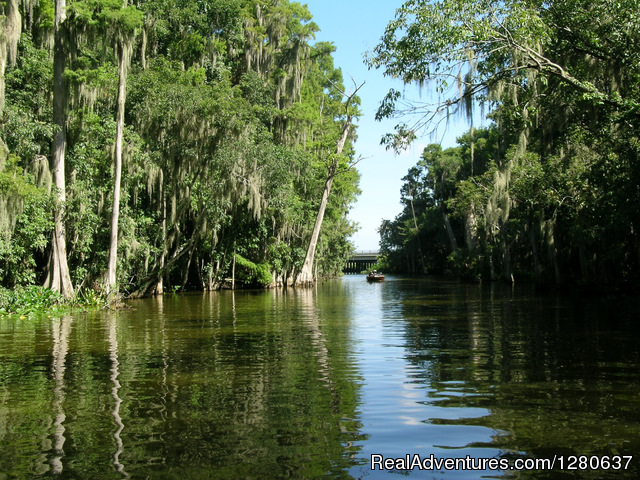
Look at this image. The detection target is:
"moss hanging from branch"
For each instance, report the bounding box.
[0,0,22,113]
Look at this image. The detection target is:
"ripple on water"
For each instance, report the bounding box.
[1,278,639,479]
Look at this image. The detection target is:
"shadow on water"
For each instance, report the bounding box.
[0,277,638,479]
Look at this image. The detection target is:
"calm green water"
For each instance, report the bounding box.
[1,276,638,479]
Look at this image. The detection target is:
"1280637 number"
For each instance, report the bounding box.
[556,455,632,470]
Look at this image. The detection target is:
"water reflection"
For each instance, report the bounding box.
[357,277,640,478]
[2,287,364,478]
[108,315,128,478]
[49,316,71,474]
[0,278,638,479]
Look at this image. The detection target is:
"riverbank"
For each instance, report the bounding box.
[0,285,106,317]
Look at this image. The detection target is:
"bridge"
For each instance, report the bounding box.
[343,251,380,274]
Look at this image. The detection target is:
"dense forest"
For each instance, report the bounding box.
[0,0,361,300]
[371,0,640,291]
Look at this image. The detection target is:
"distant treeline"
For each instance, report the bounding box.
[372,0,640,290]
[0,0,361,298]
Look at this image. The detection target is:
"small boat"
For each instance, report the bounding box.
[366,271,385,282]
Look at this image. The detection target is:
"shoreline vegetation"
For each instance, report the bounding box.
[1,0,361,301]
[0,284,105,317]
[370,0,640,293]
[3,1,639,308]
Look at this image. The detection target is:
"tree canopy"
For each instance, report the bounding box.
[372,0,640,290]
[0,0,361,296]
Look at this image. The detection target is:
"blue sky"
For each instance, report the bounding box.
[303,0,472,251]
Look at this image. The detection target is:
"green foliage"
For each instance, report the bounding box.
[0,0,360,296]
[75,287,108,308]
[68,0,144,36]
[234,253,273,287]
[4,34,54,160]
[375,0,640,289]
[0,284,107,316]
[0,154,53,287]
[0,285,63,316]
[37,0,55,30]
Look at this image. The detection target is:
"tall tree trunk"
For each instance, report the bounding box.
[442,212,458,254]
[155,188,167,294]
[106,43,128,297]
[297,169,335,285]
[47,0,74,299]
[296,115,352,285]
[181,246,194,290]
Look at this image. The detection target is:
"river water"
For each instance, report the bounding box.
[0,276,638,479]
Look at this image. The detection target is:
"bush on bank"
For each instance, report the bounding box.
[0,285,64,316]
[0,285,108,316]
